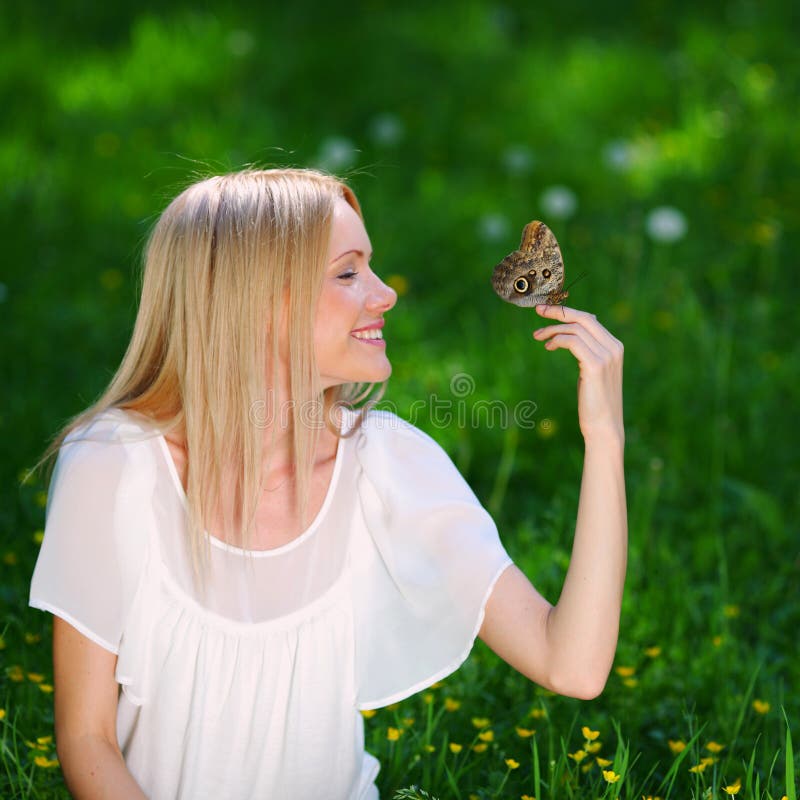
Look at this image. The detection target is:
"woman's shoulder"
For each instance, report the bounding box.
[64,407,160,447]
[347,407,455,476]
[346,406,436,445]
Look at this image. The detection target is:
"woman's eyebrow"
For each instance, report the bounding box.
[330,248,373,264]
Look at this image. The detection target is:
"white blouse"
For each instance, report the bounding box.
[29,406,514,799]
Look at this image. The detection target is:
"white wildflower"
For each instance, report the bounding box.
[502,145,535,175]
[603,139,634,171]
[479,213,510,242]
[316,137,358,172]
[369,113,404,146]
[646,206,688,243]
[539,185,578,220]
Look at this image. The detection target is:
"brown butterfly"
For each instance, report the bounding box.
[491,221,569,308]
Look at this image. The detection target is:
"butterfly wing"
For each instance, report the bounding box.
[491,221,567,307]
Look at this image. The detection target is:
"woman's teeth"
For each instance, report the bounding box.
[352,329,383,340]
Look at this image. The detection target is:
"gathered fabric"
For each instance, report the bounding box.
[30,406,513,799]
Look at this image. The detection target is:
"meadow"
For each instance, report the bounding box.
[1,2,798,798]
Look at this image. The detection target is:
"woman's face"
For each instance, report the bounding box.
[314,198,397,389]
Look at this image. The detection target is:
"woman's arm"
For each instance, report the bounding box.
[478,305,627,699]
[53,617,148,799]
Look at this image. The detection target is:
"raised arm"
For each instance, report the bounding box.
[478,305,627,699]
[53,617,148,799]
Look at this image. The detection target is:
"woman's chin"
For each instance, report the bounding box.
[320,363,392,390]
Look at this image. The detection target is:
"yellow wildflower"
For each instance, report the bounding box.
[386,274,409,297]
[0,709,5,720]
[522,796,536,800]
[8,666,24,682]
[701,757,717,766]
[33,530,45,545]
[423,745,435,753]
[723,778,742,795]
[505,758,520,769]
[603,770,621,783]
[624,678,638,688]
[472,743,488,753]
[723,604,740,618]
[387,727,401,741]
[39,684,54,694]
[385,702,400,711]
[644,646,661,658]
[706,741,725,754]
[568,749,587,763]
[423,693,434,705]
[529,708,547,719]
[0,635,5,650]
[615,666,636,678]
[34,756,59,768]
[515,727,535,738]
[471,717,491,729]
[586,742,602,754]
[536,418,558,439]
[449,743,463,754]
[27,673,44,683]
[24,633,41,645]
[36,736,53,745]
[402,718,415,727]
[752,699,770,714]
[444,697,461,712]
[35,491,48,508]
[668,739,686,754]
[582,726,600,740]
[596,757,613,767]
[360,709,377,718]
[689,763,707,774]
[582,763,593,773]
[478,730,495,743]
[430,681,443,689]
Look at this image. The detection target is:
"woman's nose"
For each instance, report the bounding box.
[366,274,398,312]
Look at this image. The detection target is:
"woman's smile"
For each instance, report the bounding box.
[350,320,386,346]
[314,198,397,388]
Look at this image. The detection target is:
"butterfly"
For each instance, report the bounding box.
[491,220,572,309]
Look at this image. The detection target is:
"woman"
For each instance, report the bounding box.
[28,168,626,799]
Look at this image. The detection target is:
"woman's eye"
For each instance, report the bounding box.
[337,271,358,280]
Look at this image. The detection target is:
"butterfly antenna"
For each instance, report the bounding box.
[563,270,588,293]
[560,271,588,318]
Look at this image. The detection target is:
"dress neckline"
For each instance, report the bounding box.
[106,407,346,558]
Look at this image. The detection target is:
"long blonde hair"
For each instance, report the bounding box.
[29,168,382,591]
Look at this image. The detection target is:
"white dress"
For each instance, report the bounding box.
[29,406,514,799]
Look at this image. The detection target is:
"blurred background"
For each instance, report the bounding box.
[2,1,798,796]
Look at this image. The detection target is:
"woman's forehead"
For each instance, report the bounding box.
[329,198,371,261]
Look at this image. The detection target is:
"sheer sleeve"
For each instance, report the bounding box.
[349,410,514,710]
[29,414,151,655]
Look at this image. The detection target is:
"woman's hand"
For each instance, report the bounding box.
[532,304,624,443]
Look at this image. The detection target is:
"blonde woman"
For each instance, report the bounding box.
[28,168,627,799]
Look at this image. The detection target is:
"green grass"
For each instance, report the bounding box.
[1,2,798,798]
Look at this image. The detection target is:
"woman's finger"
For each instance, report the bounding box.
[533,322,608,360]
[536,304,623,353]
[539,331,606,371]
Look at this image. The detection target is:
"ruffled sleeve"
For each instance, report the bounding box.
[29,413,152,655]
[349,410,514,710]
